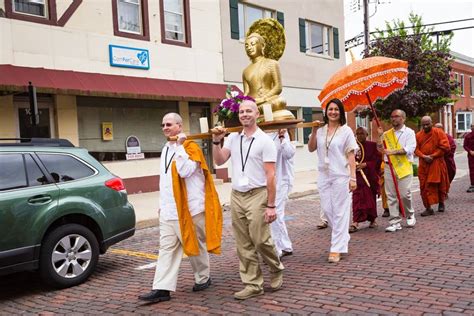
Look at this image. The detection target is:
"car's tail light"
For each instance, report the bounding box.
[105,177,126,192]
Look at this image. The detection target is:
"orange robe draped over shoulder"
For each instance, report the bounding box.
[171,140,223,256]
[415,128,450,207]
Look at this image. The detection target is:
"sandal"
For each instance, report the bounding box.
[349,225,358,233]
[328,252,340,263]
[317,222,328,229]
[369,221,378,228]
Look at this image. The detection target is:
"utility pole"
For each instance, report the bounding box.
[363,0,370,56]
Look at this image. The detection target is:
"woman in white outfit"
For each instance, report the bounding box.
[308,98,358,263]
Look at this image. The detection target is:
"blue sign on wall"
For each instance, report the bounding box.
[109,45,150,70]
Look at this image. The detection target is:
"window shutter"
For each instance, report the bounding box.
[277,11,284,28]
[333,27,340,59]
[299,18,306,53]
[303,107,313,144]
[229,0,239,39]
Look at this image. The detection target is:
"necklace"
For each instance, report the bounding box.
[325,125,339,155]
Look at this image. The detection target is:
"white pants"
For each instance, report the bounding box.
[152,212,210,291]
[318,175,351,253]
[320,208,328,223]
[270,183,293,256]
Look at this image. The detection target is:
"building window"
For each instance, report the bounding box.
[5,0,57,25]
[457,112,472,132]
[112,0,150,41]
[460,74,465,96]
[305,20,331,56]
[237,3,274,40]
[356,116,368,129]
[13,0,47,18]
[118,0,142,34]
[160,0,191,47]
[163,0,184,41]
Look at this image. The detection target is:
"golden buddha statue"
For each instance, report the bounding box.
[243,19,295,121]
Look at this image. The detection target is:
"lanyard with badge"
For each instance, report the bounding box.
[164,146,175,174]
[239,135,255,187]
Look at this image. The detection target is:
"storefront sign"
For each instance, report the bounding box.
[126,135,144,160]
[102,122,113,141]
[109,45,150,70]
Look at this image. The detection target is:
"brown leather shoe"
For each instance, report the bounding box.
[270,271,283,291]
[234,287,264,300]
[382,209,390,217]
[328,252,340,263]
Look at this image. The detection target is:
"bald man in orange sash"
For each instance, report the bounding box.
[415,116,450,216]
[139,113,222,303]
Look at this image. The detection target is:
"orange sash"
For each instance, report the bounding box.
[171,140,223,256]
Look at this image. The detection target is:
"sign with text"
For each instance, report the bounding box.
[125,135,144,160]
[109,45,150,70]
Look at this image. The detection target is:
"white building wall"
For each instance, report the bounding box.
[0,0,224,84]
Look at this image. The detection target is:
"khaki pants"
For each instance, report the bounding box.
[231,187,284,291]
[152,212,209,291]
[384,167,415,224]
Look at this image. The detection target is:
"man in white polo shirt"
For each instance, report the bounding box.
[213,100,284,300]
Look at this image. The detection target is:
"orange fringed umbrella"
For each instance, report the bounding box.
[318,56,409,217]
[318,56,408,113]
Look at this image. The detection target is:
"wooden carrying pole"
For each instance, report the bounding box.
[167,120,323,141]
[366,93,406,217]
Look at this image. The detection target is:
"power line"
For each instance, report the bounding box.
[345,26,474,51]
[370,17,474,34]
[345,18,474,45]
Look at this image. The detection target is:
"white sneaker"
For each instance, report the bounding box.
[385,223,402,232]
[406,214,416,227]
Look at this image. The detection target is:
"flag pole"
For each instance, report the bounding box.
[366,93,406,217]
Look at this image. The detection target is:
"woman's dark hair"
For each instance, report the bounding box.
[323,98,346,126]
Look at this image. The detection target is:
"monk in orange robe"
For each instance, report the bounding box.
[415,116,450,216]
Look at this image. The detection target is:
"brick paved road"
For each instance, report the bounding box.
[1,175,473,315]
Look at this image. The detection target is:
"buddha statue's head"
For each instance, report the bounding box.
[245,33,266,59]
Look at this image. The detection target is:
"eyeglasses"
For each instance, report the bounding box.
[161,123,175,128]
[390,115,402,118]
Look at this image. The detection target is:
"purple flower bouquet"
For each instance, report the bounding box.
[213,86,255,124]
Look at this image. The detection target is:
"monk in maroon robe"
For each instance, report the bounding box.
[415,117,450,215]
[434,123,456,183]
[350,127,381,232]
[464,123,474,193]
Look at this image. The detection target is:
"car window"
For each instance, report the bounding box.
[25,154,49,187]
[37,154,95,183]
[0,154,27,191]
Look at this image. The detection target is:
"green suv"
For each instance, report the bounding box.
[0,138,136,288]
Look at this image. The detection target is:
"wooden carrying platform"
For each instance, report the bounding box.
[168,119,324,141]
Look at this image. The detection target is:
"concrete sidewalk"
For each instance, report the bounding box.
[128,152,469,228]
[128,169,319,227]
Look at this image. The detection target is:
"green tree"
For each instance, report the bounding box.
[367,12,458,119]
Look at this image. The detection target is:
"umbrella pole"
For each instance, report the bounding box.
[366,93,406,217]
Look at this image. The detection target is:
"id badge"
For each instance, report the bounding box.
[238,175,249,187]
[324,156,330,164]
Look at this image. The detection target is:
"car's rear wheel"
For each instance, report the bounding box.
[39,224,99,288]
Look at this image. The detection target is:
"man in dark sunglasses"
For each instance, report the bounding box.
[139,112,222,304]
